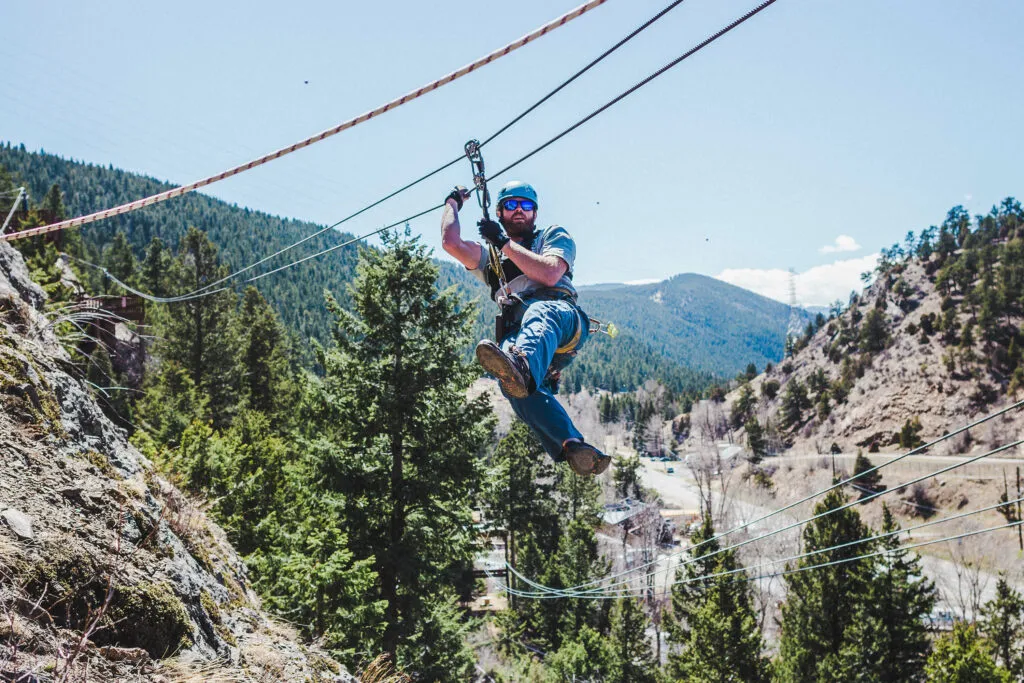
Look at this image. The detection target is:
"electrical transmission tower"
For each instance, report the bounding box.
[786,267,800,356]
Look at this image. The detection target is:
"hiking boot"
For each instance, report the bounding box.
[563,440,612,476]
[475,340,533,399]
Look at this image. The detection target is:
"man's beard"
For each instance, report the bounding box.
[499,214,536,238]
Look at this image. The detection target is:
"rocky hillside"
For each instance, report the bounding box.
[701,200,1024,456]
[0,241,353,681]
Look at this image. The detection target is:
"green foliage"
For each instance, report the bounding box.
[924,623,1011,683]
[899,416,925,449]
[575,274,808,379]
[859,307,889,353]
[103,231,138,291]
[834,505,936,682]
[666,517,769,682]
[779,379,810,429]
[730,383,756,429]
[775,488,873,682]
[0,144,361,352]
[234,286,296,421]
[613,454,644,500]
[745,417,767,464]
[979,578,1024,678]
[544,625,615,682]
[139,228,240,431]
[762,379,780,400]
[304,229,491,671]
[851,450,884,497]
[608,597,658,683]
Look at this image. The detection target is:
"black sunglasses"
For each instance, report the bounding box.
[501,198,536,212]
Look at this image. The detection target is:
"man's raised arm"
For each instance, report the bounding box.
[440,187,483,270]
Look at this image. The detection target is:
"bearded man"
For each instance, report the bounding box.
[440,180,610,476]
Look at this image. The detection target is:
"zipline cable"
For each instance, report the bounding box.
[509,400,1024,597]
[136,0,691,303]
[135,0,780,298]
[489,0,778,181]
[0,0,613,243]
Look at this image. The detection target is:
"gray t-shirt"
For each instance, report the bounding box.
[470,224,577,300]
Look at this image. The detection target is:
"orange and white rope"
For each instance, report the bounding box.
[1,0,610,242]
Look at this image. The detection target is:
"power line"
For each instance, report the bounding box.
[0,0,613,243]
[516,400,1024,598]
[505,518,1024,601]
[511,491,1024,600]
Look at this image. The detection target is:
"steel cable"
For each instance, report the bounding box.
[72,0,691,302]
[506,490,1024,599]
[141,0,779,298]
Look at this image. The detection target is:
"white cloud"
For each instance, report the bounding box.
[819,234,861,254]
[714,253,880,307]
[624,278,663,286]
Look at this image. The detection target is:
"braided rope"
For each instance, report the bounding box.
[1,0,611,243]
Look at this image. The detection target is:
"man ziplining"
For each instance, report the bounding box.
[441,180,611,476]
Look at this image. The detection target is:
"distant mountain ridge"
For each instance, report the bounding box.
[576,273,809,376]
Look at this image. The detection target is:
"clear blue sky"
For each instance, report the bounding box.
[3,0,1023,304]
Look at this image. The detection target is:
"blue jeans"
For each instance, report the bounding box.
[499,298,589,461]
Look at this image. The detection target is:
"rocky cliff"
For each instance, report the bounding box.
[0,240,352,682]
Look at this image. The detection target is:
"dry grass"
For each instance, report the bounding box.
[359,654,411,683]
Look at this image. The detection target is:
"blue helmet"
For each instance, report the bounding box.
[496,180,538,207]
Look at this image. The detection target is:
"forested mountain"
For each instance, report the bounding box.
[1,144,800,393]
[0,142,364,346]
[577,275,810,375]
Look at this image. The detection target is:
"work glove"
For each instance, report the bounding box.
[478,218,509,250]
[446,185,470,211]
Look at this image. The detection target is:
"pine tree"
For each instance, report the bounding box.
[979,578,1024,678]
[780,380,809,429]
[160,227,239,429]
[608,597,658,683]
[746,417,767,464]
[775,487,873,682]
[860,307,890,352]
[234,286,295,421]
[141,236,172,298]
[148,228,239,432]
[103,231,138,290]
[41,182,66,220]
[544,625,615,682]
[665,517,769,683]
[613,455,644,500]
[835,505,936,681]
[730,383,756,428]
[924,622,1011,683]
[851,449,884,498]
[304,229,492,675]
